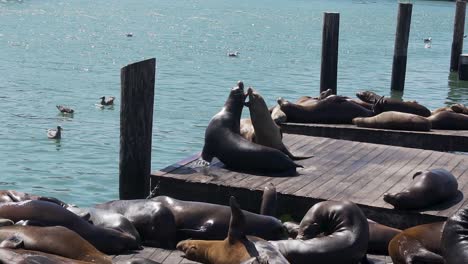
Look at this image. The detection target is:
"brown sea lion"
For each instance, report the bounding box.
[428,111,468,130]
[201,81,301,174]
[373,96,432,117]
[0,225,111,263]
[356,91,383,104]
[431,106,453,115]
[246,87,312,160]
[0,200,139,254]
[367,219,401,255]
[383,169,459,210]
[352,111,431,131]
[270,201,369,264]
[441,205,468,263]
[0,190,69,208]
[388,222,445,264]
[0,248,92,264]
[240,118,255,142]
[270,105,287,124]
[278,95,373,124]
[451,103,468,114]
[176,197,290,264]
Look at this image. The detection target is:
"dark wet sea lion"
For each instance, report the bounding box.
[67,207,141,244]
[0,190,69,208]
[356,91,383,104]
[0,248,92,264]
[373,96,432,117]
[94,199,177,248]
[0,200,139,254]
[367,219,401,255]
[0,225,111,263]
[383,169,458,210]
[352,111,431,131]
[428,111,468,130]
[246,87,312,160]
[260,183,277,217]
[442,205,468,263]
[270,201,369,264]
[278,95,373,124]
[282,222,299,239]
[176,197,289,264]
[201,81,301,173]
[388,222,445,264]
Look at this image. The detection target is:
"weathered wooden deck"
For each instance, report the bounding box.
[280,122,468,152]
[112,247,393,264]
[151,134,468,229]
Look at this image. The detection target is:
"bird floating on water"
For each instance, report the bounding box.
[56,105,74,114]
[228,51,240,57]
[423,37,432,43]
[100,96,115,106]
[47,126,62,139]
[126,33,133,37]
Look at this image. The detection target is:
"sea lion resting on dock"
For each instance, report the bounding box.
[277,95,373,124]
[245,87,312,160]
[352,111,431,131]
[428,111,468,130]
[0,190,69,208]
[0,225,111,263]
[0,200,139,254]
[383,168,459,210]
[442,204,468,263]
[388,222,445,264]
[176,197,290,264]
[95,196,288,248]
[270,201,369,264]
[373,96,432,117]
[201,81,301,174]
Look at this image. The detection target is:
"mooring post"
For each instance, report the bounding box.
[320,12,340,95]
[459,54,468,80]
[120,58,156,200]
[391,3,412,92]
[450,0,467,72]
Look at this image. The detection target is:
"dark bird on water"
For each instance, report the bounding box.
[228,51,239,57]
[100,96,115,106]
[56,105,74,114]
[47,126,62,139]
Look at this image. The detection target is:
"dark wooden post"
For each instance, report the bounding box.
[120,58,156,200]
[450,0,467,72]
[391,3,412,91]
[320,12,340,95]
[459,54,468,80]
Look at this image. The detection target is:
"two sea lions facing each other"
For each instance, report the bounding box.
[201,81,302,174]
[177,196,290,264]
[383,168,459,210]
[269,201,369,264]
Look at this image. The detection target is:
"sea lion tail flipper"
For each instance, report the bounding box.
[260,183,277,216]
[294,162,304,168]
[280,145,313,161]
[0,236,24,249]
[228,196,246,244]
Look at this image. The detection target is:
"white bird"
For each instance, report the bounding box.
[47,126,62,139]
[228,51,240,57]
[100,96,115,106]
[56,105,74,114]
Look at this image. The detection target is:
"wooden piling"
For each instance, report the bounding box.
[391,3,412,92]
[120,58,156,200]
[459,54,468,80]
[450,0,467,72]
[320,12,340,95]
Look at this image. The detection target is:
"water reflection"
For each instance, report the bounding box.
[447,72,468,106]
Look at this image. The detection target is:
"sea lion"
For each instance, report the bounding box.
[352,111,431,131]
[270,201,369,264]
[240,118,255,142]
[270,105,287,124]
[0,200,139,254]
[441,205,468,263]
[282,222,299,239]
[451,103,468,114]
[278,95,373,124]
[356,91,383,104]
[383,168,459,210]
[67,207,141,244]
[260,183,277,217]
[388,222,445,264]
[428,111,468,130]
[0,248,92,264]
[373,96,432,117]
[0,225,111,263]
[367,219,401,255]
[0,190,69,208]
[246,87,312,160]
[176,197,290,264]
[201,81,301,174]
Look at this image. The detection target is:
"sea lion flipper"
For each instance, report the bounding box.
[228,196,246,244]
[0,236,24,249]
[412,171,423,179]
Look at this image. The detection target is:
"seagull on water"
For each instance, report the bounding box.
[423,37,432,43]
[100,96,116,106]
[228,51,240,57]
[56,105,74,114]
[47,126,62,139]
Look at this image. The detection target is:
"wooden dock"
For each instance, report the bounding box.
[280,123,468,152]
[151,134,468,229]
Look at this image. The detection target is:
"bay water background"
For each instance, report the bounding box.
[1,0,467,206]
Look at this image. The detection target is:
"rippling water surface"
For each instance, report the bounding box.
[1,0,467,206]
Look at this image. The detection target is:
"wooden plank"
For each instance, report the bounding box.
[163,249,184,264]
[149,248,173,263]
[133,247,158,260]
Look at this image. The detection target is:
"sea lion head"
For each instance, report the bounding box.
[225,81,246,107]
[245,87,267,109]
[356,91,379,104]
[177,239,214,263]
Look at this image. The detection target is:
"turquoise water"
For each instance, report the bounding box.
[1,0,467,206]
